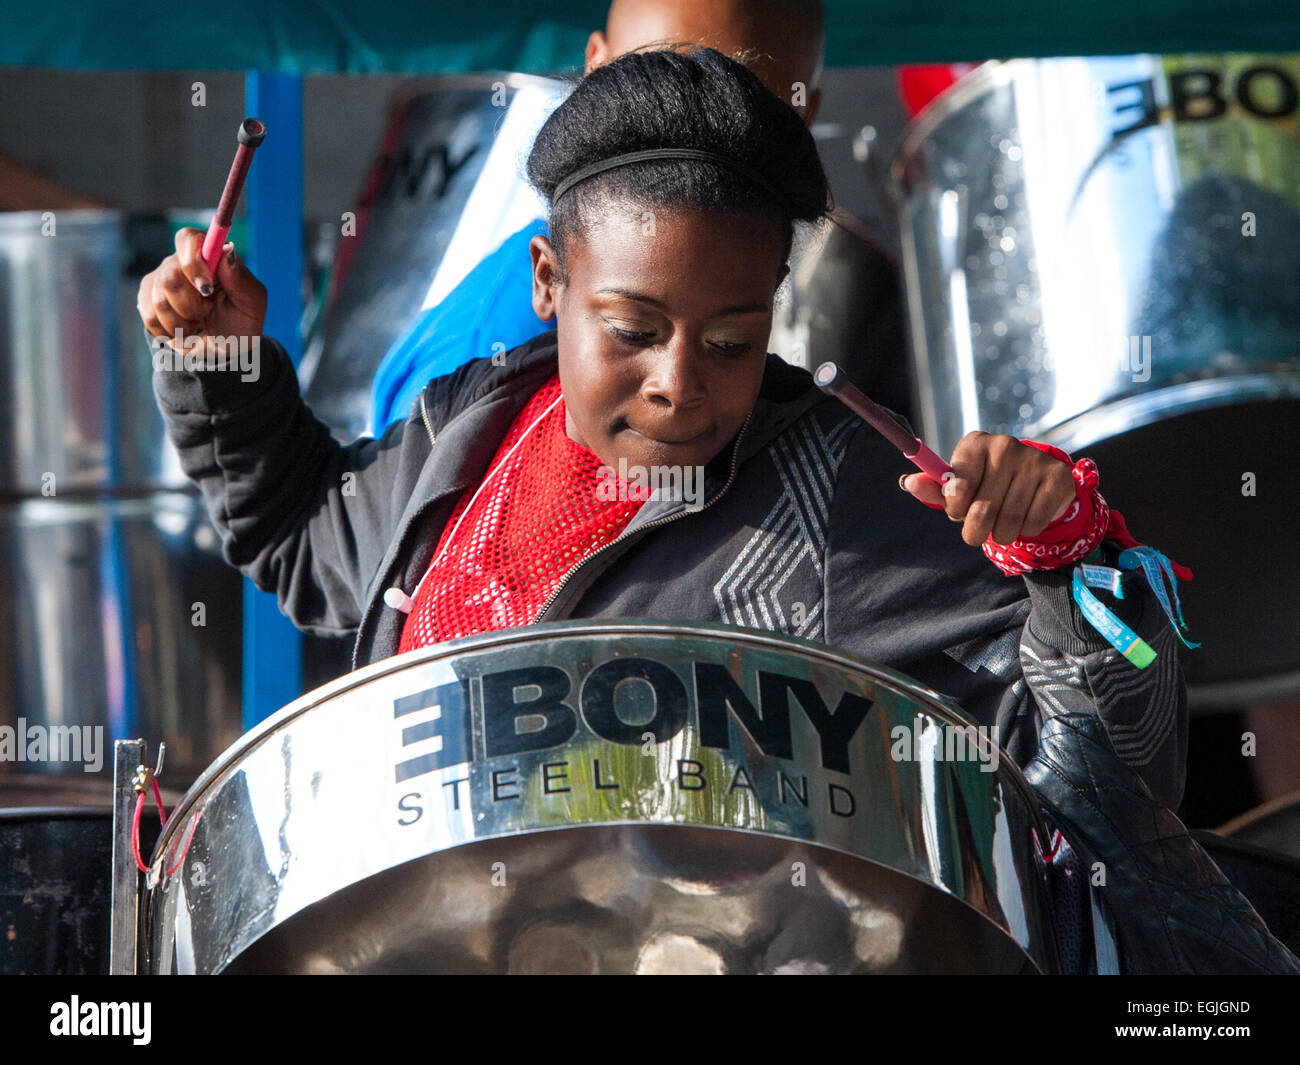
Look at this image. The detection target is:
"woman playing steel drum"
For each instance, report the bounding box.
[137,47,1296,974]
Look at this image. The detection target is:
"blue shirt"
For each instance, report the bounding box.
[370,218,555,432]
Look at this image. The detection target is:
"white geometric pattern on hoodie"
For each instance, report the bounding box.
[713,412,859,641]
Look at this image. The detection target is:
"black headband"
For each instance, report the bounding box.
[550,148,784,207]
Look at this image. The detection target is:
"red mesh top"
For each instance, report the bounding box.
[398,374,646,650]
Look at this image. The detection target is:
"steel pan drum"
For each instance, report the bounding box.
[768,210,914,428]
[0,209,244,783]
[1193,828,1300,956]
[1208,794,1300,955]
[0,777,169,974]
[1218,791,1300,860]
[143,622,1058,974]
[892,55,1300,704]
[299,75,568,441]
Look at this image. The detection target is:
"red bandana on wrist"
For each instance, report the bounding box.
[980,440,1192,579]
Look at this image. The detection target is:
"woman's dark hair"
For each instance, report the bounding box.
[527,47,832,277]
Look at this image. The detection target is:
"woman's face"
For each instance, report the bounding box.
[530,206,788,474]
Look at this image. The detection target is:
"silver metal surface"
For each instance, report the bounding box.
[0,493,243,783]
[0,210,120,491]
[891,55,1300,701]
[893,55,1300,453]
[299,74,568,440]
[0,210,188,491]
[144,621,1058,974]
[0,207,245,782]
[110,739,145,975]
[769,210,912,424]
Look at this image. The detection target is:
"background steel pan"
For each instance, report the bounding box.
[1204,794,1300,955]
[298,75,568,443]
[0,209,244,784]
[768,208,915,428]
[0,493,242,783]
[1193,828,1300,957]
[1217,790,1300,860]
[0,777,170,974]
[143,621,1058,974]
[891,56,1300,705]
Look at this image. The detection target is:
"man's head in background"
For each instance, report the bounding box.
[585,0,825,124]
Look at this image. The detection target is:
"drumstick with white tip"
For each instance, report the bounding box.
[814,362,954,485]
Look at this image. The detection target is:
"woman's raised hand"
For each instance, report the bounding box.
[900,432,1076,548]
[137,227,267,352]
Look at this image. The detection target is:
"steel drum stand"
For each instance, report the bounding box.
[109,738,161,975]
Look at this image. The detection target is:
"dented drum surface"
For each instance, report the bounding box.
[892,56,1300,703]
[143,622,1058,974]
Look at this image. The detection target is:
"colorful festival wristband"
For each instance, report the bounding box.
[1071,566,1158,668]
[976,442,1199,667]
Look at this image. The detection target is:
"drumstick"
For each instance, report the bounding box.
[200,118,267,276]
[814,361,954,484]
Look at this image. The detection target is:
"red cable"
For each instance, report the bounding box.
[131,792,150,874]
[150,777,168,827]
[131,775,174,874]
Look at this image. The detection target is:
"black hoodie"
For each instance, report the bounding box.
[154,328,1190,810]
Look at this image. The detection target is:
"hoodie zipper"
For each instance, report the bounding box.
[420,391,436,445]
[357,371,554,666]
[531,408,755,624]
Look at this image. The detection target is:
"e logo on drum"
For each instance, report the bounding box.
[390,657,879,824]
[1108,63,1300,136]
[394,659,875,781]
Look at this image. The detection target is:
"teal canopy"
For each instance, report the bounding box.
[5,1,1299,74]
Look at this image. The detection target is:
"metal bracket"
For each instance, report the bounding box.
[109,738,148,975]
